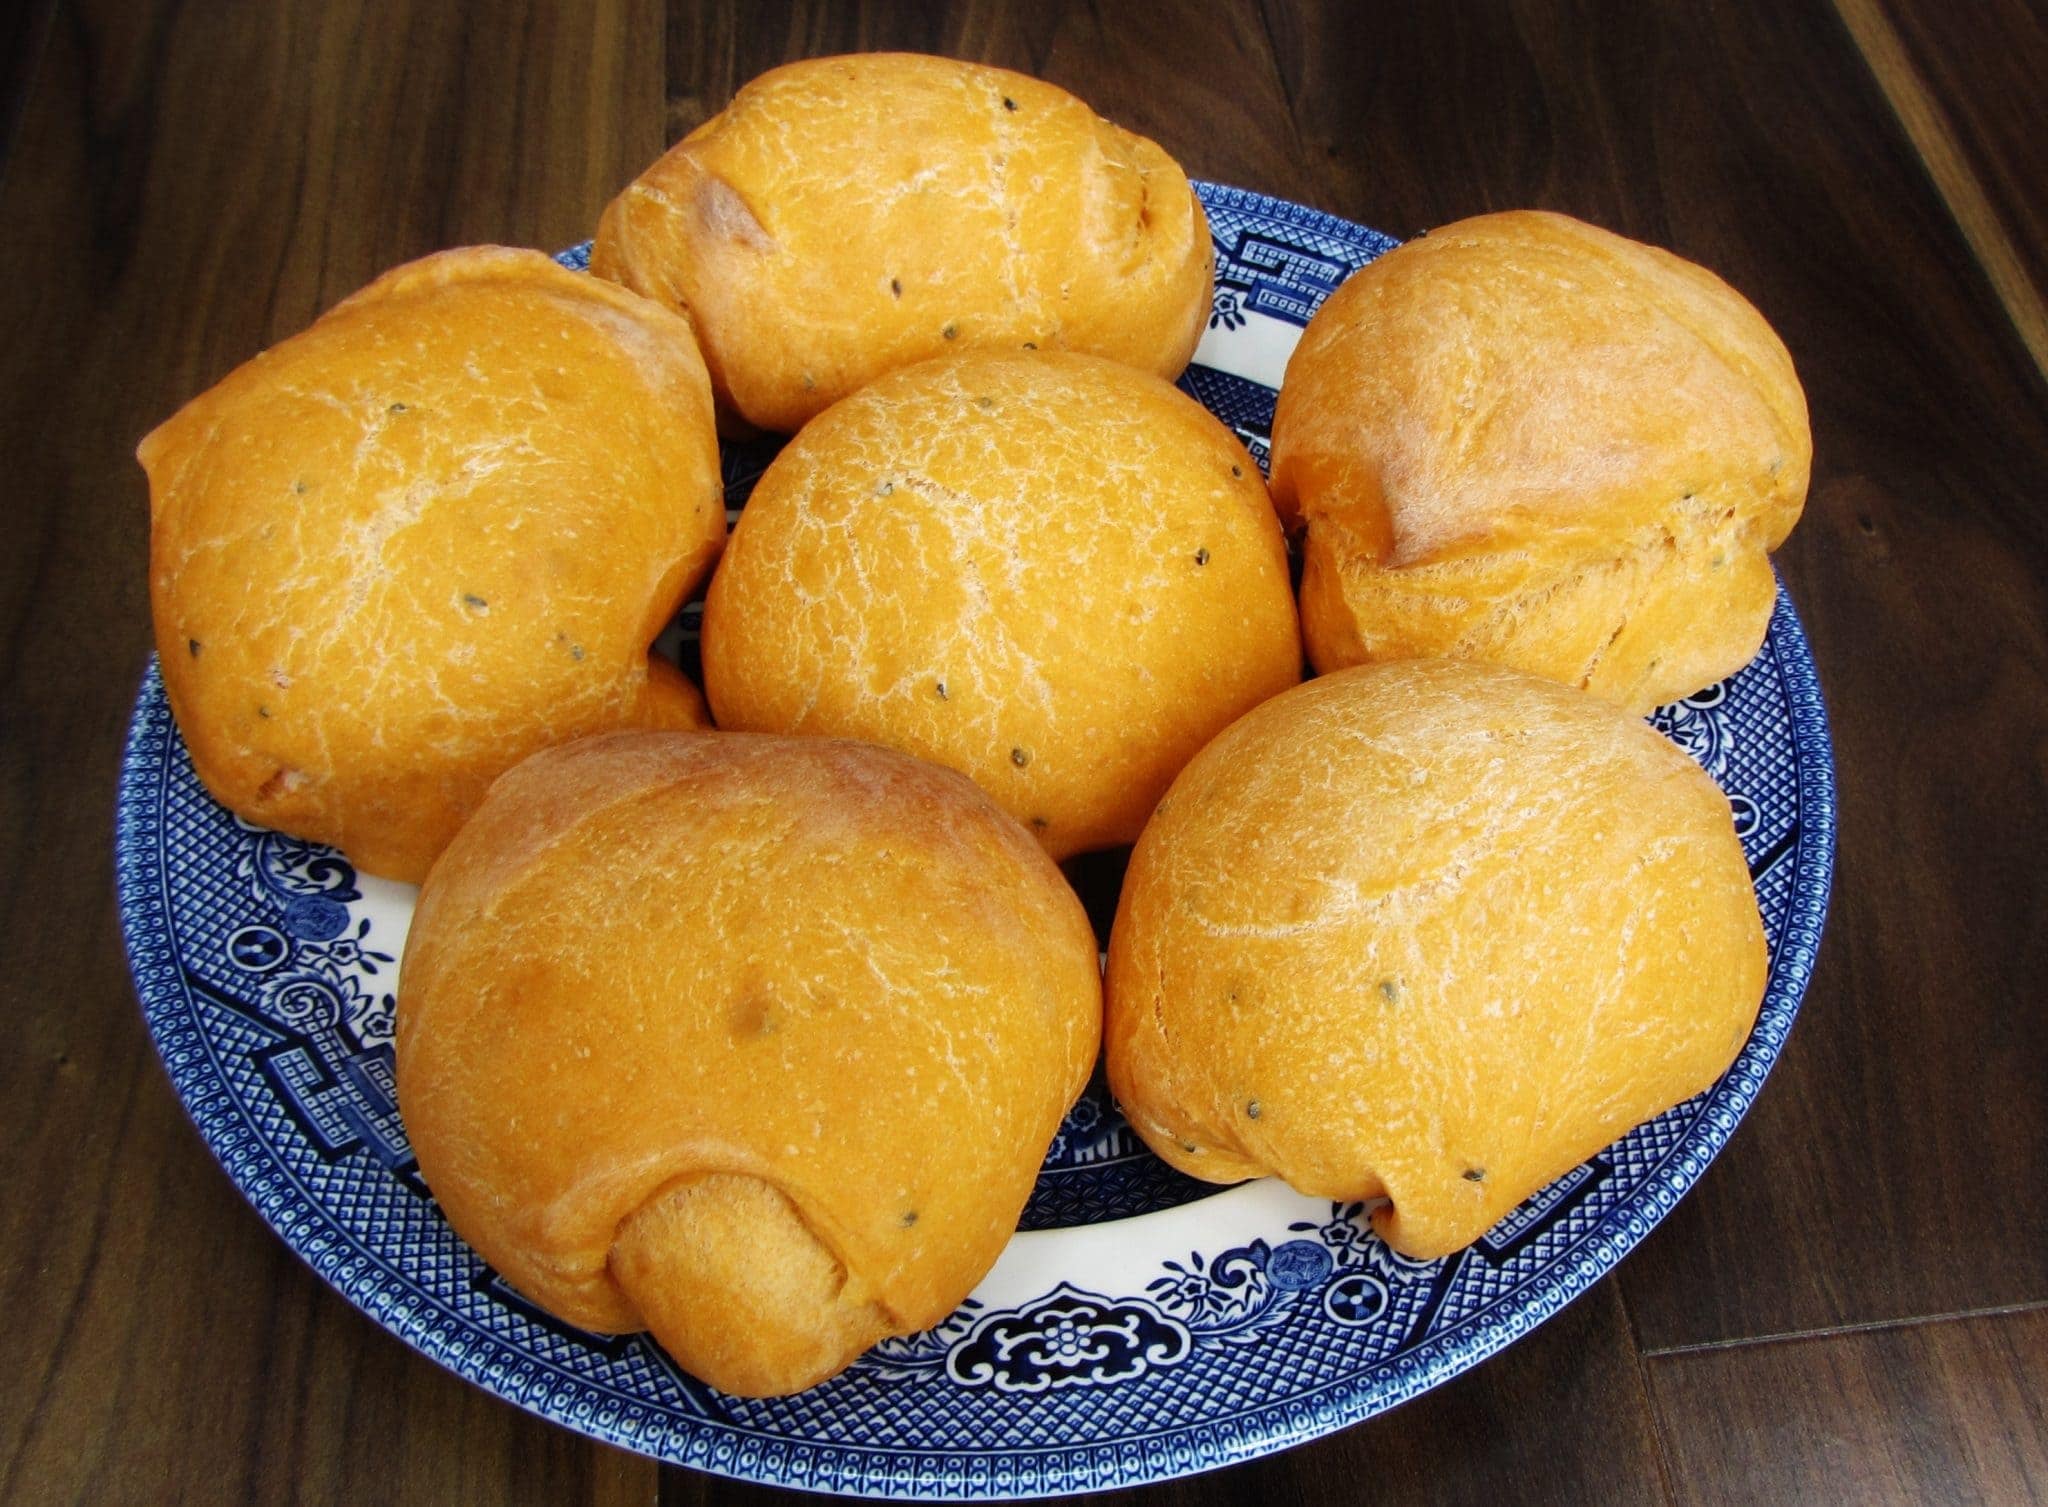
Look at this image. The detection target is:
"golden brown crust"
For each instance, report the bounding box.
[592,53,1213,433]
[139,247,726,883]
[699,351,1302,858]
[395,731,1102,1395]
[1270,210,1810,714]
[1104,659,1767,1259]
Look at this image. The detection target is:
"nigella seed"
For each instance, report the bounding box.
[1378,979,1400,1003]
[801,373,816,390]
[1463,1168,1486,1182]
[187,638,202,657]
[1021,340,1037,350]
[1195,547,1210,566]
[1002,96,1018,111]
[974,396,995,410]
[1245,1100,1262,1120]
[934,680,948,700]
[462,594,489,612]
[1029,816,1049,829]
[1230,464,1244,479]
[942,322,958,340]
[900,1210,919,1227]
[890,277,903,298]
[388,401,409,414]
[1010,746,1031,768]
[570,644,584,662]
[257,705,271,719]
[876,479,895,496]
[291,479,309,495]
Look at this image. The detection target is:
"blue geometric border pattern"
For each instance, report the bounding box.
[1197,180,1401,329]
[115,185,1836,1498]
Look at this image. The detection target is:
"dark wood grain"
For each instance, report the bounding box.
[1648,1307,2048,1506]
[0,0,56,190]
[0,2,664,1503]
[4,0,2046,1503]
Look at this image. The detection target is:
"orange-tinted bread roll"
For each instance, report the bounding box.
[1106,659,1767,1259]
[593,53,1212,433]
[140,247,725,882]
[1271,211,1809,714]
[701,351,1302,859]
[396,731,1101,1396]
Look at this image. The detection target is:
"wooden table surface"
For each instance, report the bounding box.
[3,2,2044,1503]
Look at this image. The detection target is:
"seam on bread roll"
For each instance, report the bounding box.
[397,731,1101,1394]
[1271,210,1808,712]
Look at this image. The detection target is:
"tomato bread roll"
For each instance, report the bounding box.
[701,351,1302,859]
[396,731,1101,1395]
[140,247,726,882]
[593,53,1213,433]
[1271,210,1809,714]
[1105,659,1767,1258]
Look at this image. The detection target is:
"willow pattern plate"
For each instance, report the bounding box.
[115,184,1835,1499]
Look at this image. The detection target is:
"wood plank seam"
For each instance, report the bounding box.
[1642,1297,2048,1359]
[1614,1285,1685,1506]
[1831,0,2048,382]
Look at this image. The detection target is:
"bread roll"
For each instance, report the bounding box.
[1105,659,1766,1259]
[1270,210,1809,715]
[592,53,1212,433]
[396,731,1101,1396]
[700,351,1302,859]
[139,247,725,883]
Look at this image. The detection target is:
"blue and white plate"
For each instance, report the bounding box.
[115,185,1836,1499]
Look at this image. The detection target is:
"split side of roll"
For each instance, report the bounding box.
[396,731,1102,1395]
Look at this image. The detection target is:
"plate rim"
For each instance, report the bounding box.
[113,182,1837,1500]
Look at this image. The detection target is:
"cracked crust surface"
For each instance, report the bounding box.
[139,247,726,882]
[591,53,1213,433]
[1104,659,1767,1259]
[395,731,1101,1396]
[700,351,1302,859]
[1270,210,1810,714]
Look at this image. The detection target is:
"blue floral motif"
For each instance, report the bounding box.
[1293,1201,1435,1285]
[865,1208,1404,1392]
[300,917,394,977]
[1123,1207,1417,1356]
[259,968,349,1031]
[1208,287,1247,331]
[234,821,362,930]
[945,1285,1191,1393]
[226,830,396,1049]
[282,893,351,941]
[255,963,394,1048]
[1267,1239,1334,1291]
[1650,679,1734,779]
[872,1202,1425,1393]
[1041,1085,1127,1167]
